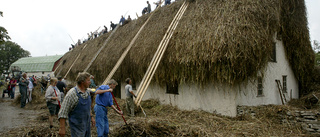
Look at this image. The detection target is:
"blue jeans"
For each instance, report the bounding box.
[11,87,15,99]
[94,104,109,137]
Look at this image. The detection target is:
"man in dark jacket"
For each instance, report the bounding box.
[56,77,66,103]
[19,73,29,108]
[110,21,117,30]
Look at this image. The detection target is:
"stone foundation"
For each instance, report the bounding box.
[237,106,320,135]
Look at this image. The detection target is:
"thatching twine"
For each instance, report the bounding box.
[55,0,314,93]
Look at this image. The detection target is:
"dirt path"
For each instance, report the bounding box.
[0,98,40,133]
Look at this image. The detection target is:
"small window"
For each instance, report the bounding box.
[257,76,263,96]
[270,43,277,62]
[282,75,287,93]
[166,81,179,95]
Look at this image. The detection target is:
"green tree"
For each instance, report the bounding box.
[0,11,10,45]
[316,52,320,66]
[313,40,320,66]
[0,41,30,74]
[313,40,320,53]
[0,26,10,44]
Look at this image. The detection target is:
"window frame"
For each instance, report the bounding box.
[257,76,264,97]
[270,42,277,62]
[282,75,287,93]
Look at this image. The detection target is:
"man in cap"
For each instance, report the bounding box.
[58,72,95,137]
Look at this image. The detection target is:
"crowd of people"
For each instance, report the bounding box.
[2,71,135,136]
[2,73,37,107]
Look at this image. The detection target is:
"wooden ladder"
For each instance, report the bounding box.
[275,79,287,105]
[135,1,189,106]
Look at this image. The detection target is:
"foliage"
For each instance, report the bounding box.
[313,40,320,66]
[0,26,10,45]
[312,40,320,53]
[0,11,10,45]
[315,52,320,66]
[0,41,30,74]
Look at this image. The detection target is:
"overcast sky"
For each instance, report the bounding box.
[0,0,319,57]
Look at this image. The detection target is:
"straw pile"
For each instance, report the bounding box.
[2,99,309,136]
[55,0,314,93]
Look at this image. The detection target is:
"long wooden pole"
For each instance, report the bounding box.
[135,2,188,106]
[101,4,164,85]
[102,10,156,85]
[83,26,120,73]
[135,2,187,104]
[111,92,127,125]
[135,1,187,102]
[84,11,130,73]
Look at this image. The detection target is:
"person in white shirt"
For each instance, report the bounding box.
[45,78,61,128]
[27,77,34,103]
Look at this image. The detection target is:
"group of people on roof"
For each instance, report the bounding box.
[69,0,173,52]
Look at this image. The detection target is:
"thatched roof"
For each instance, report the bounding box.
[55,0,314,93]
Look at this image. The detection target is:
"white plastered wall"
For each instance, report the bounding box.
[120,35,299,117]
[120,81,238,117]
[236,35,299,106]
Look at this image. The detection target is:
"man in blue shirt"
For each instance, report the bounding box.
[119,15,125,26]
[94,79,123,137]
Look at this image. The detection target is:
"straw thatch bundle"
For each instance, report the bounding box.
[55,0,314,93]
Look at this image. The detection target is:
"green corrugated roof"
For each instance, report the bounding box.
[10,55,63,72]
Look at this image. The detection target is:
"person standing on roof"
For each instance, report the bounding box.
[125,78,136,117]
[94,79,123,137]
[110,21,117,30]
[127,15,132,21]
[147,1,151,13]
[154,0,162,8]
[58,72,95,137]
[142,7,148,15]
[103,25,108,34]
[165,0,171,5]
[119,15,125,25]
